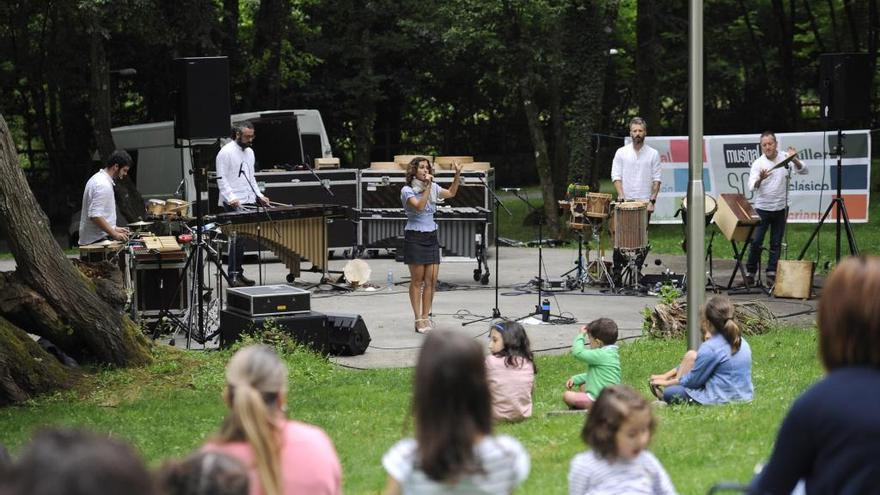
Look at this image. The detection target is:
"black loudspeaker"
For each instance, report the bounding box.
[174,57,231,140]
[819,53,871,122]
[135,264,188,314]
[218,310,371,356]
[324,313,371,356]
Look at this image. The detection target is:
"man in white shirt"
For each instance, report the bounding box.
[78,150,132,245]
[611,117,662,211]
[746,131,806,284]
[610,117,662,282]
[215,122,270,287]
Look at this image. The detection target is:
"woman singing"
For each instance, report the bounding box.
[401,157,463,333]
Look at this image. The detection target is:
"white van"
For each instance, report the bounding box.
[69,110,333,245]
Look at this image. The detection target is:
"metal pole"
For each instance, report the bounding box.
[687,0,705,350]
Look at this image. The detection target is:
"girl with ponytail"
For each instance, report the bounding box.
[203,345,342,495]
[649,296,753,405]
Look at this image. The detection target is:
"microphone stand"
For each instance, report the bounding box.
[462,179,512,326]
[509,189,563,323]
[302,155,334,197]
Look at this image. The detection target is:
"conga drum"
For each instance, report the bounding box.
[584,193,612,219]
[681,195,718,226]
[613,202,648,250]
[147,199,166,216]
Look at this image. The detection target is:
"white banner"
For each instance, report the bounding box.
[639,130,871,224]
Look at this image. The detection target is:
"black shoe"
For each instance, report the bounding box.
[744,274,756,287]
[238,273,256,286]
[229,277,248,288]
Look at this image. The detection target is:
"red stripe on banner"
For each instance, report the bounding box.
[831,194,867,220]
[670,139,708,163]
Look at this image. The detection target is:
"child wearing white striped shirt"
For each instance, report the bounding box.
[568,385,677,495]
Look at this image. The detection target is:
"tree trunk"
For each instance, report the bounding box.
[0,113,151,367]
[521,89,560,237]
[0,316,72,406]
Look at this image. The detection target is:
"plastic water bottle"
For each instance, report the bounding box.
[387,270,394,291]
[541,299,551,322]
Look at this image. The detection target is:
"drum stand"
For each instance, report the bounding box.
[560,228,587,289]
[585,220,615,289]
[617,248,645,294]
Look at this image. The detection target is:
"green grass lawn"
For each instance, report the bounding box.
[0,328,821,495]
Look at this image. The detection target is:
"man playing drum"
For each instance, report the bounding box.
[78,150,132,245]
[609,117,661,286]
[611,117,662,211]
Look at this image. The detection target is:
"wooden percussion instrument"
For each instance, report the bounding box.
[713,194,760,242]
[215,204,353,281]
[612,202,648,250]
[773,260,814,299]
[147,199,166,216]
[164,199,190,217]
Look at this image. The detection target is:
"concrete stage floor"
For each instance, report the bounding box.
[0,246,819,369]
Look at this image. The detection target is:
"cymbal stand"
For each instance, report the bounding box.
[560,228,587,289]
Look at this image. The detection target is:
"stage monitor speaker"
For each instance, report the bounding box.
[174,56,231,140]
[324,312,371,356]
[819,52,871,123]
[219,309,329,352]
[219,310,371,356]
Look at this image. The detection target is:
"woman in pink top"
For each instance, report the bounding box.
[485,320,536,421]
[202,345,342,495]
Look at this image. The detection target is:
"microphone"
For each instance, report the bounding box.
[174,178,185,196]
[501,187,521,192]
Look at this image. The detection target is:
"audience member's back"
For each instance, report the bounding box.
[159,451,249,495]
[749,256,880,494]
[2,428,154,495]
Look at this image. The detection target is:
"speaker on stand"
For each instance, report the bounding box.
[173,57,231,141]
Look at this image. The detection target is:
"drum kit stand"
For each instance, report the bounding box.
[563,192,650,294]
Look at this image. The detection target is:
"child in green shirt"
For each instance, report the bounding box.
[563,317,621,410]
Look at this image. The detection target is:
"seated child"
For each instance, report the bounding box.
[568,384,678,495]
[563,317,621,410]
[486,320,536,421]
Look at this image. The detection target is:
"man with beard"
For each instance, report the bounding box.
[611,117,662,210]
[79,150,132,245]
[609,117,661,287]
[216,121,270,287]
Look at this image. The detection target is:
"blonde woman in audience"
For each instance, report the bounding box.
[383,330,530,494]
[202,345,342,495]
[568,385,677,495]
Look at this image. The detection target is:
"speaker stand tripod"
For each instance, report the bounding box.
[798,128,859,262]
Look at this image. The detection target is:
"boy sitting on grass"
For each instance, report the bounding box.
[563,318,621,410]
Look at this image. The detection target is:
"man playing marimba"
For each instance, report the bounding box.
[216,121,270,287]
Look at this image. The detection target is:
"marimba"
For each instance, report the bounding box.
[214,204,353,282]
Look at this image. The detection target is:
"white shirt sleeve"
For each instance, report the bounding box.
[611,149,623,182]
[87,181,113,219]
[645,451,679,495]
[651,149,662,183]
[748,159,762,192]
[382,438,416,484]
[215,145,237,204]
[568,452,592,495]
